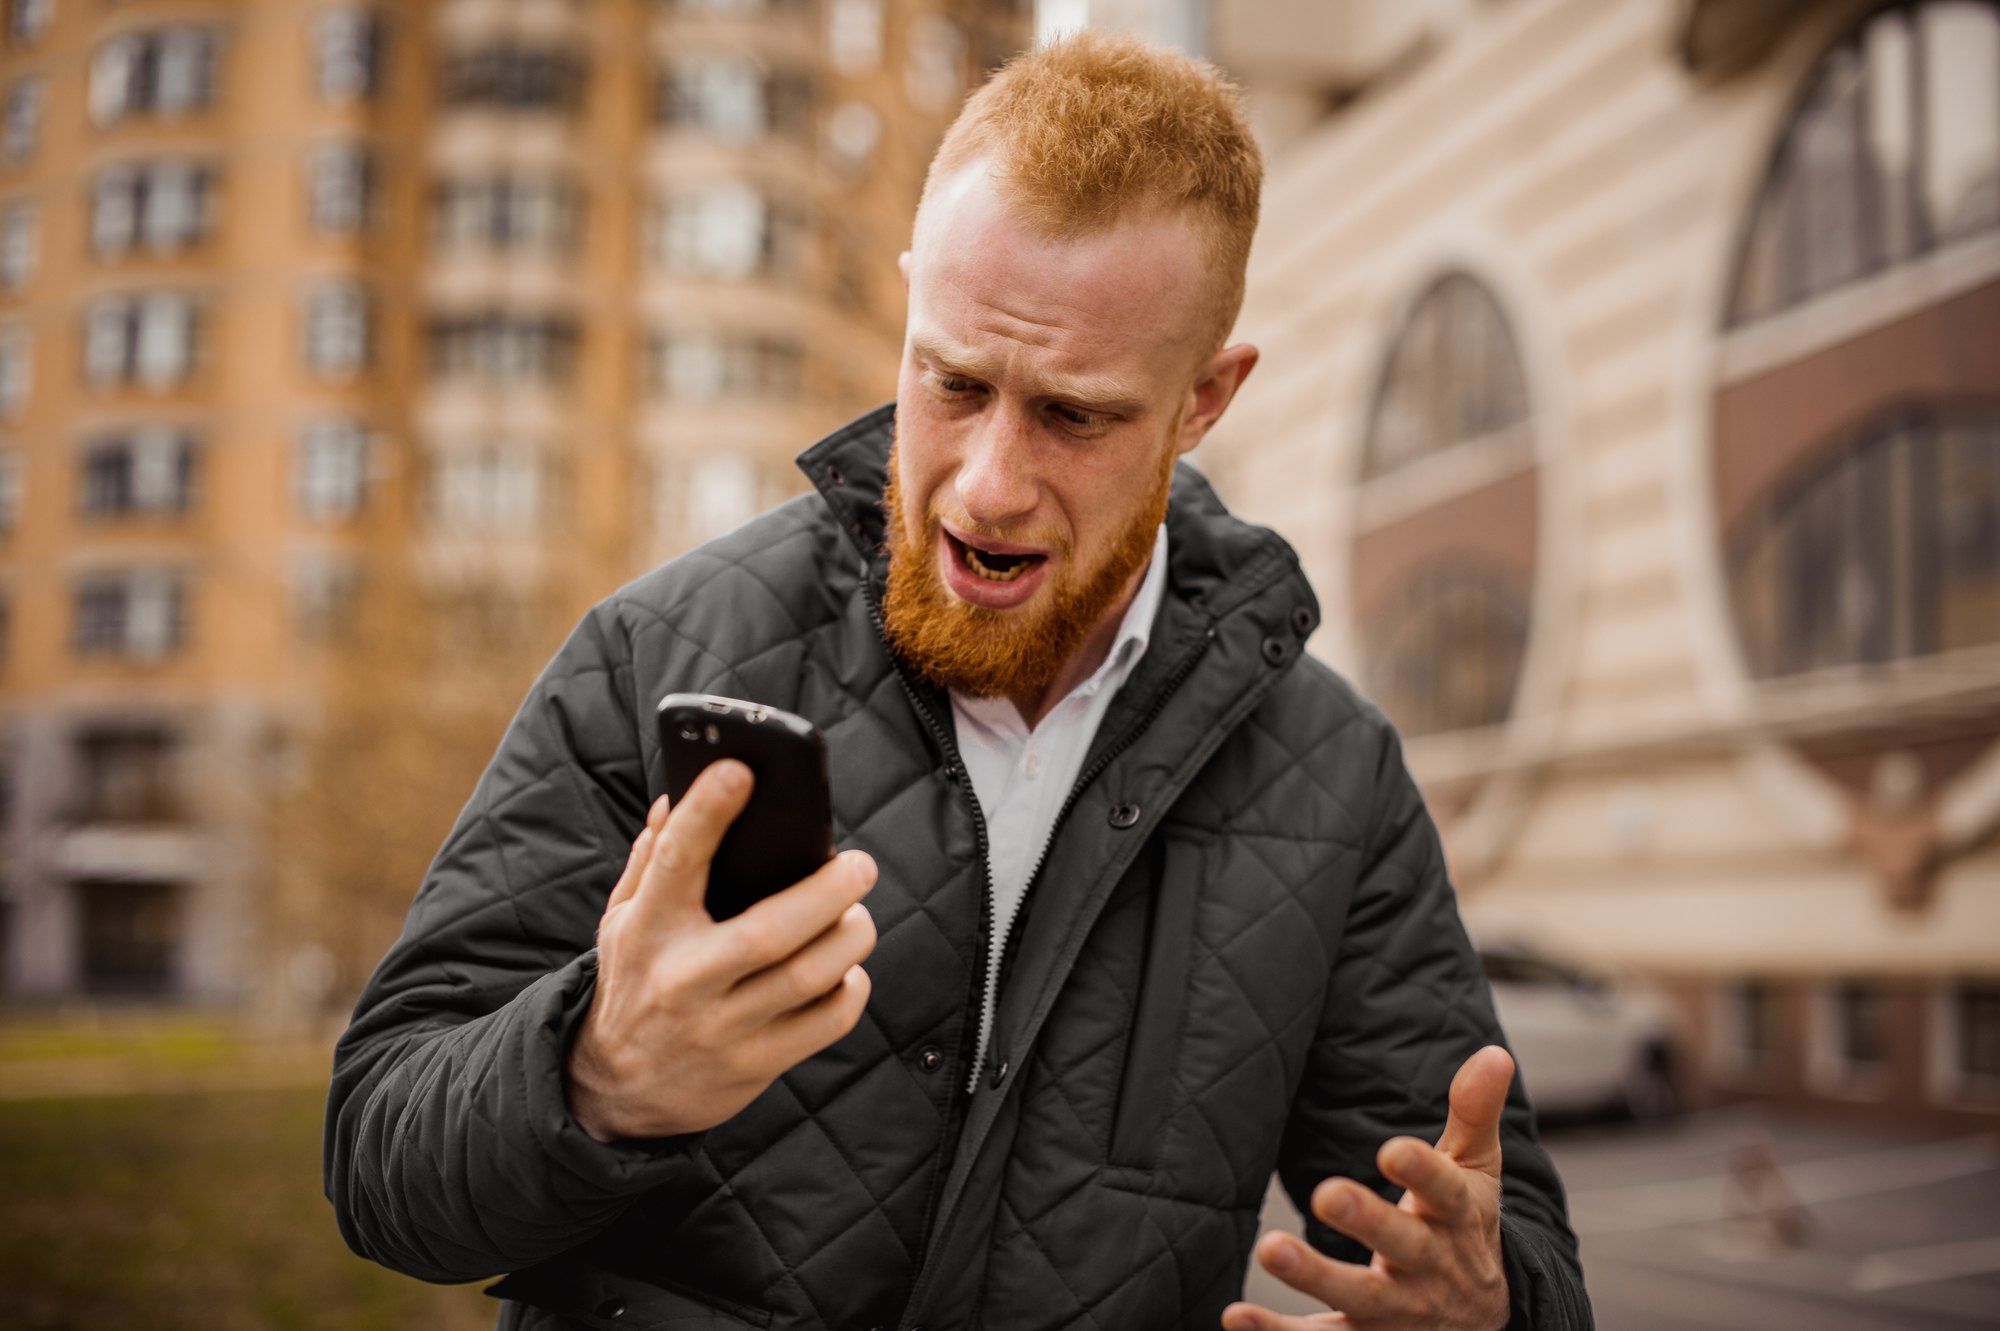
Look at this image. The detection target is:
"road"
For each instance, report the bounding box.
[1243,1106,2000,1328]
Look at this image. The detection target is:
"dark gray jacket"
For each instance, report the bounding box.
[325,404,1590,1330]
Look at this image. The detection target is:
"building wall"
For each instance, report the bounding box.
[0,0,1031,1006]
[1212,0,2000,1118]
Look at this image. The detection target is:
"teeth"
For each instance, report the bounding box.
[963,544,1031,582]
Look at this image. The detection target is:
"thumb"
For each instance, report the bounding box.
[1437,1044,1513,1177]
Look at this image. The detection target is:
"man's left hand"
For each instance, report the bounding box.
[1221,1045,1516,1331]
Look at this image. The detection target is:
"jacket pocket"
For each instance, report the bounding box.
[1107,833,1203,1172]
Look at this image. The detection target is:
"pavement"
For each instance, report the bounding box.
[1242,1106,2000,1328]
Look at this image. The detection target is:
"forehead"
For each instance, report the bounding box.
[907,166,1213,387]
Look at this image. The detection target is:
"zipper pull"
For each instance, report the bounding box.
[988,1052,1009,1090]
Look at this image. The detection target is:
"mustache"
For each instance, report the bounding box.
[924,506,1071,559]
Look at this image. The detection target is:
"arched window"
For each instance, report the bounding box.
[1730,1,2000,325]
[1353,272,1538,739]
[1717,2,2000,686]
[1730,402,2000,677]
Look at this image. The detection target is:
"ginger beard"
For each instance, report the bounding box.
[880,429,1175,703]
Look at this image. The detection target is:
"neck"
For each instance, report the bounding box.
[1007,553,1152,731]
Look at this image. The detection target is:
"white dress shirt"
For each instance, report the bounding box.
[950,522,1170,1090]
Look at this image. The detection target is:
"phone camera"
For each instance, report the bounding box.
[677,722,699,742]
[704,723,720,744]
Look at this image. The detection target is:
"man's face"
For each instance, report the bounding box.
[882,164,1253,702]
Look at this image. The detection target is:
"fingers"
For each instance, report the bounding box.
[603,797,670,914]
[725,898,878,1022]
[757,963,872,1069]
[1379,1135,1475,1226]
[628,761,754,929]
[1436,1044,1514,1176]
[716,849,877,981]
[1311,1177,1430,1271]
[1231,1230,1391,1323]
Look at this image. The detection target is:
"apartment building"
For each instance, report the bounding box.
[1184,0,2000,1121]
[0,0,1029,1005]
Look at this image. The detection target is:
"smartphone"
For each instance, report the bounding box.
[655,693,834,921]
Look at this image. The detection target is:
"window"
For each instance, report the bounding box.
[426,312,578,387]
[90,161,217,256]
[1352,272,1538,739]
[1361,567,1530,739]
[7,0,51,47]
[81,429,198,518]
[904,14,964,116]
[1723,978,1784,1076]
[650,183,808,281]
[430,174,581,255]
[73,726,181,822]
[89,28,219,125]
[827,0,884,75]
[823,99,881,180]
[1956,980,2000,1086]
[1365,273,1529,481]
[73,570,187,659]
[83,293,199,389]
[439,44,587,114]
[76,881,181,995]
[315,8,380,102]
[1731,3,2000,325]
[659,57,812,144]
[651,331,802,402]
[309,143,374,234]
[0,199,36,290]
[657,450,762,542]
[303,281,369,377]
[1826,980,1891,1080]
[429,444,550,532]
[293,554,358,639]
[1728,403,2000,677]
[3,76,42,163]
[295,417,368,519]
[0,324,27,418]
[0,449,19,532]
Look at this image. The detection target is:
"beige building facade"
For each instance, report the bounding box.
[1205,0,2000,1120]
[0,0,1028,1006]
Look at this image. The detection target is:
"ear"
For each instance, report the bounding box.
[1174,343,1259,456]
[898,250,912,290]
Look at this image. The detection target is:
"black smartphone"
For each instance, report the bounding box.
[655,693,834,921]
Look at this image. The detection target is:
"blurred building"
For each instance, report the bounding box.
[0,0,1029,1005]
[1169,0,2000,1122]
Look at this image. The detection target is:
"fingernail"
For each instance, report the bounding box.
[1266,1239,1297,1273]
[1323,1188,1351,1221]
[717,760,750,793]
[648,795,668,827]
[848,851,877,888]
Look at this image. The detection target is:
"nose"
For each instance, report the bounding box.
[953,403,1039,529]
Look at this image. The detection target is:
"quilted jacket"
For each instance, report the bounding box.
[325,403,1591,1330]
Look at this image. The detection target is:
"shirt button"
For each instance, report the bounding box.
[1022,751,1040,779]
[917,1045,943,1073]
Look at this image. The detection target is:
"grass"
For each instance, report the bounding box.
[0,1084,496,1331]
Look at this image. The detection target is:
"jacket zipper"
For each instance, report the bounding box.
[976,620,1216,1087]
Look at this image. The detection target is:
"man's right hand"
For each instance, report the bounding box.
[565,759,878,1143]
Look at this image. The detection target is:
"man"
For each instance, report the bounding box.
[325,31,1590,1331]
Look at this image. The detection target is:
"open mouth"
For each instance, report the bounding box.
[946,530,1047,583]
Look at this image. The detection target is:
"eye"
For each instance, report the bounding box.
[926,371,981,397]
[1051,403,1113,431]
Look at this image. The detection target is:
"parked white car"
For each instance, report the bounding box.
[1478,940,1679,1121]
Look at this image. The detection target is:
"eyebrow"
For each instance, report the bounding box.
[910,333,1150,416]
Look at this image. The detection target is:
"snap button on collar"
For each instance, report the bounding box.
[1108,803,1140,829]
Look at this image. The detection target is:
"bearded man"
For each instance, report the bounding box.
[326,31,1591,1331]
